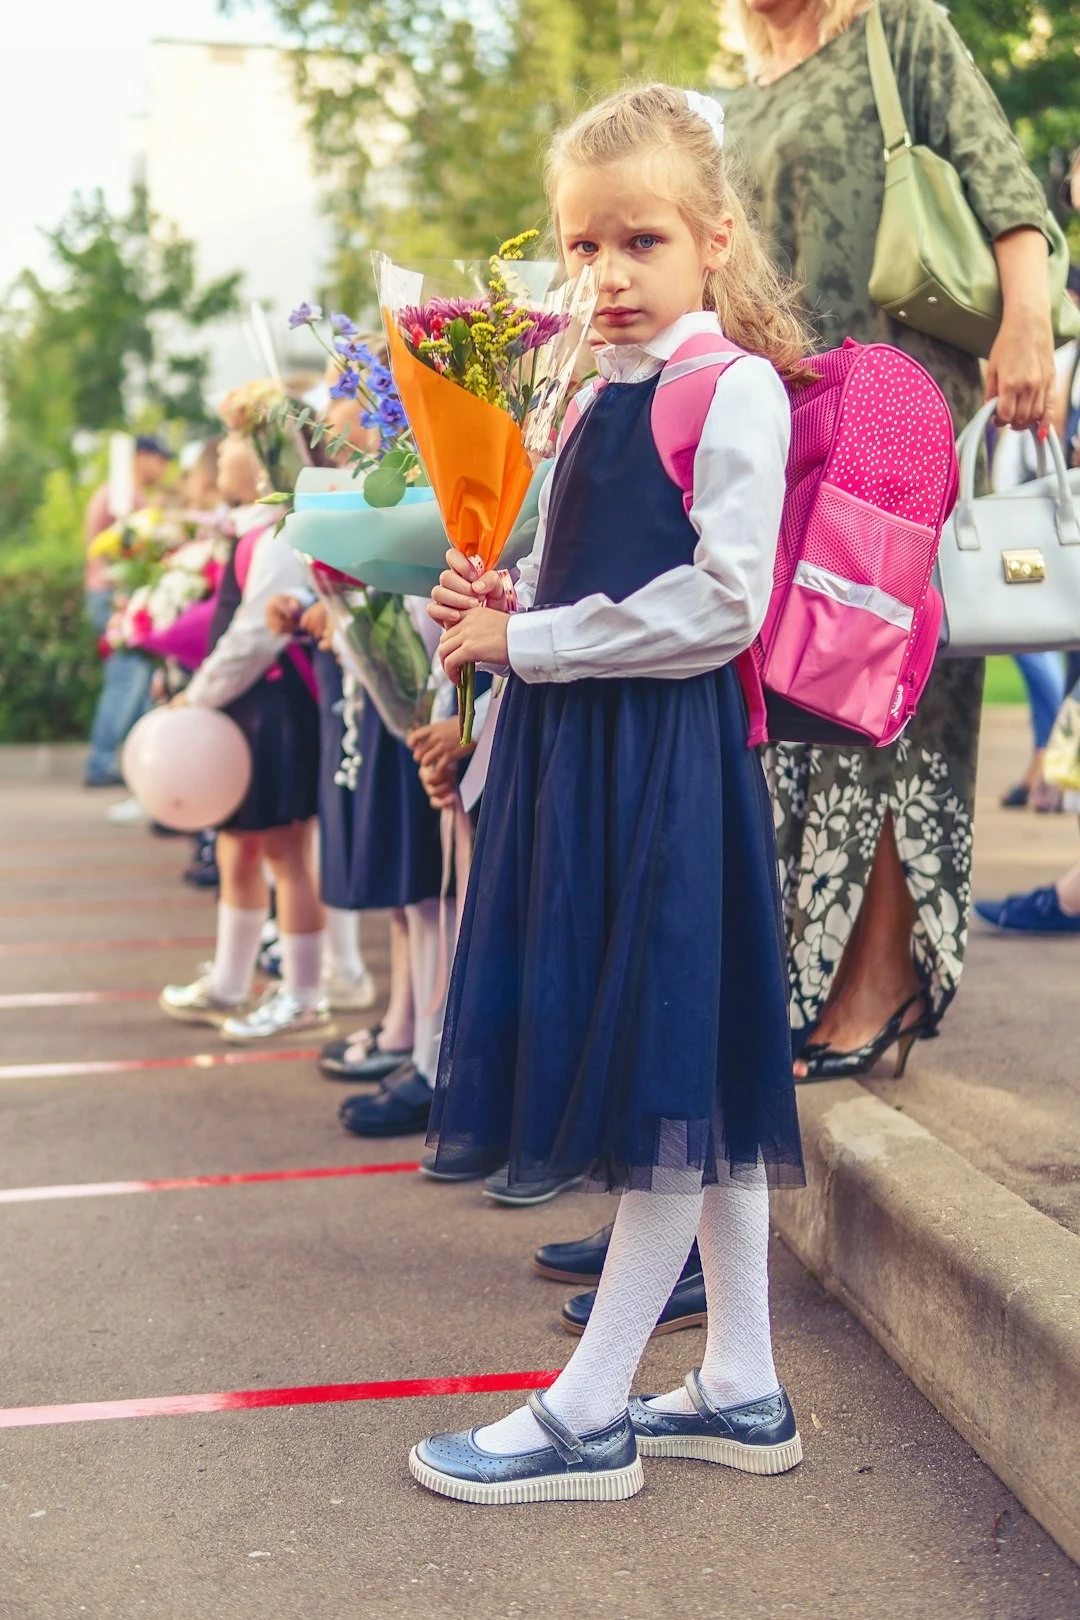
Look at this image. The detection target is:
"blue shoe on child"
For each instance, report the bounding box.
[409,1389,644,1506]
[974,887,1080,934]
[629,1370,802,1474]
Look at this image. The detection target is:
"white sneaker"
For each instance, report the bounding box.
[159,975,247,1027]
[220,986,335,1044]
[322,967,378,1011]
[108,796,148,826]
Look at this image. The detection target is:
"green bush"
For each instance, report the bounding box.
[0,561,102,741]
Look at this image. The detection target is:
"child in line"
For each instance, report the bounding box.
[410,83,807,1504]
[160,426,328,1041]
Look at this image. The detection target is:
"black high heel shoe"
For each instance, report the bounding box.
[796,990,932,1082]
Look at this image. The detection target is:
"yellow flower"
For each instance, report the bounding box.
[87,524,124,559]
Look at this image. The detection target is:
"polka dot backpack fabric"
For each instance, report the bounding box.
[651,334,958,748]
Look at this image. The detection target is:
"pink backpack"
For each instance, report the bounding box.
[570,334,957,747]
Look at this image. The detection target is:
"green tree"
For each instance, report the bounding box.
[0,184,242,549]
[229,0,727,306]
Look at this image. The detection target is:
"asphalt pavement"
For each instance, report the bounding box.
[1,733,1078,1620]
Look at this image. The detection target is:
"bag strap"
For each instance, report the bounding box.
[235,520,320,702]
[865,2,912,162]
[650,334,747,512]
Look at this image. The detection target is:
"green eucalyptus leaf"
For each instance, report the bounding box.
[362,462,408,507]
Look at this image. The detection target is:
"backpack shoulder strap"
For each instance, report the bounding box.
[233,521,274,590]
[651,334,748,513]
[560,376,606,449]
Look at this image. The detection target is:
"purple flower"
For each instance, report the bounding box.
[397,297,486,338]
[334,337,382,370]
[515,311,571,352]
[288,302,322,328]
[331,312,358,336]
[366,364,396,396]
[377,397,408,433]
[330,367,360,400]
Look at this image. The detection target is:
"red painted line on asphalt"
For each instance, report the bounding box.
[0,895,211,919]
[0,990,160,1010]
[0,1371,559,1430]
[0,936,215,958]
[0,1161,422,1204]
[0,1048,320,1081]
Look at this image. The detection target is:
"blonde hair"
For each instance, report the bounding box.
[546,84,815,383]
[728,0,871,80]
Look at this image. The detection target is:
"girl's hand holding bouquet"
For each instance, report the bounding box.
[438,606,509,685]
[429,549,512,628]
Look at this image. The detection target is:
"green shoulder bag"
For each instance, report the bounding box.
[865,2,1079,360]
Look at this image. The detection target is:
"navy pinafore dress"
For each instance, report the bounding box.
[428,373,804,1192]
[207,535,319,833]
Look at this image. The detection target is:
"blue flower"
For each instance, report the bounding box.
[288,302,322,328]
[378,397,408,432]
[360,409,380,432]
[330,312,358,336]
[329,368,361,400]
[333,337,380,368]
[367,364,396,396]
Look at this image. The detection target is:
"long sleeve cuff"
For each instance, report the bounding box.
[506,608,561,683]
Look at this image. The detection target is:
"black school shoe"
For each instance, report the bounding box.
[338,1063,432,1137]
[535,1225,701,1286]
[409,1388,644,1506]
[562,1268,707,1338]
[319,1025,411,1083]
[629,1370,802,1475]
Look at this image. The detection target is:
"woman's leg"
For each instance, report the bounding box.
[209,831,270,1003]
[263,819,324,1007]
[796,813,922,1064]
[474,1188,704,1453]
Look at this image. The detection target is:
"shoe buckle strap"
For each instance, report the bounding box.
[684,1370,717,1423]
[526,1390,585,1465]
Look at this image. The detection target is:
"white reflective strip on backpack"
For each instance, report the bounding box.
[655,353,742,388]
[793,562,914,631]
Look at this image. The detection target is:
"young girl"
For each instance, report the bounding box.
[159,426,328,1041]
[410,84,807,1505]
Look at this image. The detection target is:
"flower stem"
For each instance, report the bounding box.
[459,661,476,747]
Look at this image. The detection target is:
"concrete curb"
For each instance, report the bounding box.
[772,1082,1080,1563]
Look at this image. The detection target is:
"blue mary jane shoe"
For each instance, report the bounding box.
[629,1370,802,1475]
[409,1389,644,1506]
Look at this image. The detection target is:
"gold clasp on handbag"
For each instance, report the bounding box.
[1002,548,1046,583]
[883,132,912,164]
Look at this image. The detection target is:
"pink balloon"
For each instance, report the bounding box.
[121,706,252,832]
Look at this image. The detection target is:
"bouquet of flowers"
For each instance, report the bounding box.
[113,526,231,666]
[87,506,180,597]
[374,234,597,740]
[309,563,435,749]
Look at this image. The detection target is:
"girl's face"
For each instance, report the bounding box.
[556,161,731,348]
[216,435,262,506]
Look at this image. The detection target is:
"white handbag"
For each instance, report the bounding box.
[936,399,1080,656]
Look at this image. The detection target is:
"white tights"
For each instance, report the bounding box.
[475,1169,778,1454]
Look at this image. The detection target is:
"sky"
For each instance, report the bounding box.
[3,1,287,293]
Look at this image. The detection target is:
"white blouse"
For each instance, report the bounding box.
[503,311,790,684]
[186,505,311,710]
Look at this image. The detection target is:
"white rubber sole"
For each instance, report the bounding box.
[219,1018,337,1045]
[636,1431,803,1475]
[158,997,235,1028]
[408,1449,645,1505]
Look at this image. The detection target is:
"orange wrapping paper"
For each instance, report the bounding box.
[385,317,534,570]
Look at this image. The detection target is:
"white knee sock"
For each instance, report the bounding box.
[209,904,268,1004]
[646,1167,779,1414]
[475,1188,703,1455]
[324,906,367,983]
[279,931,325,1009]
[405,898,444,1087]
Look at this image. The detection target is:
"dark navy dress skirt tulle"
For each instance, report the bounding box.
[315,648,353,907]
[346,689,443,910]
[428,368,803,1193]
[222,657,319,832]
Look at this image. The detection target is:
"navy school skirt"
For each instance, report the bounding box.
[221,657,319,833]
[428,665,804,1193]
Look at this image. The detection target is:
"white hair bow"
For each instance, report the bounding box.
[684,90,725,149]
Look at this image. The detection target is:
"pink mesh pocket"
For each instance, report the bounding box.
[803,483,934,604]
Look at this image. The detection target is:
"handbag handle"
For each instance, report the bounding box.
[865,3,912,162]
[953,398,1080,550]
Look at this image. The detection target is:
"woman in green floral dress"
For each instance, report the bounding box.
[725,0,1057,1072]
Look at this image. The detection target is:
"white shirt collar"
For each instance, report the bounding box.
[595,310,724,383]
